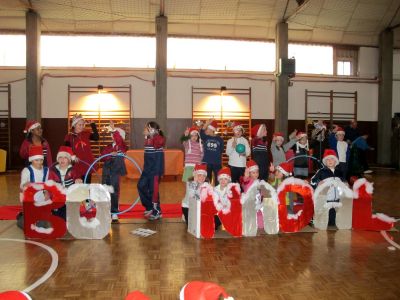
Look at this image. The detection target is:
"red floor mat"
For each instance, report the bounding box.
[0,203,182,220]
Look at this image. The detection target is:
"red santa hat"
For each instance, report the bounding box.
[125,291,151,300]
[251,124,266,138]
[23,120,41,133]
[28,145,44,162]
[189,126,200,136]
[335,127,345,136]
[193,164,207,176]
[297,131,307,139]
[179,281,234,300]
[273,132,284,141]
[114,127,126,140]
[0,291,32,300]
[217,167,231,181]
[322,149,339,166]
[246,160,259,172]
[276,162,293,177]
[232,122,244,133]
[56,146,76,162]
[207,120,218,132]
[71,113,84,128]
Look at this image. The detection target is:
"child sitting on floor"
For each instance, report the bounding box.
[18,145,49,229]
[48,146,82,220]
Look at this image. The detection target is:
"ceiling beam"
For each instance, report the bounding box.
[284,0,311,22]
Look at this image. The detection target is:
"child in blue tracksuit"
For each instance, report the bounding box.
[137,121,165,220]
[200,119,224,185]
[101,123,128,223]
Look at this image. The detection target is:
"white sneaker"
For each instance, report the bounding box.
[111,214,119,223]
[144,209,153,217]
[363,170,373,174]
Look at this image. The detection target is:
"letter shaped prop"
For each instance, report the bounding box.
[66,184,111,239]
[277,177,314,233]
[22,181,67,239]
[214,183,242,237]
[313,177,353,230]
[352,178,395,231]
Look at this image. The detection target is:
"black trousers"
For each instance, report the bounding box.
[206,163,222,185]
[228,165,245,183]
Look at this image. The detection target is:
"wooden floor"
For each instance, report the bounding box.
[0,170,400,299]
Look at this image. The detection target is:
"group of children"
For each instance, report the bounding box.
[19,114,138,224]
[18,114,364,229]
[180,118,362,229]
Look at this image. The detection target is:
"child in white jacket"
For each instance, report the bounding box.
[225,122,250,183]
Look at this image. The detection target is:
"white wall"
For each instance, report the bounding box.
[0,46,390,122]
[358,47,379,78]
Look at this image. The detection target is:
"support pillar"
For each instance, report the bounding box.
[377,29,393,165]
[26,10,41,121]
[155,16,168,134]
[275,22,289,137]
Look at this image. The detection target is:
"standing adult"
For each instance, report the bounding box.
[19,120,52,167]
[64,114,99,183]
[345,120,360,144]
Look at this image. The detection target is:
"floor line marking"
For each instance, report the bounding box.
[380,230,400,250]
[0,238,58,293]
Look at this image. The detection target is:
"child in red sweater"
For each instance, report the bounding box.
[64,114,99,183]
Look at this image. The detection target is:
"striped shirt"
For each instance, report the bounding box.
[183,140,203,165]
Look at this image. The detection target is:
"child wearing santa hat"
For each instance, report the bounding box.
[311,149,346,226]
[138,121,165,221]
[270,129,298,167]
[269,162,297,213]
[183,163,209,226]
[213,167,242,236]
[19,120,52,167]
[20,145,49,190]
[291,131,310,179]
[48,146,81,188]
[200,118,224,185]
[226,122,250,183]
[179,281,234,300]
[328,125,349,179]
[101,121,128,223]
[64,114,99,183]
[48,146,82,220]
[250,123,269,180]
[18,145,50,229]
[181,126,204,213]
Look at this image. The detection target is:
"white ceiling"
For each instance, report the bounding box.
[0,0,399,47]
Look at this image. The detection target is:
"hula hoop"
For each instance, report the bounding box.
[83,153,142,215]
[285,154,324,168]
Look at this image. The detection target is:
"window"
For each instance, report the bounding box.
[168,38,275,72]
[288,44,334,75]
[0,35,25,66]
[334,46,358,76]
[337,60,351,76]
[41,35,155,68]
